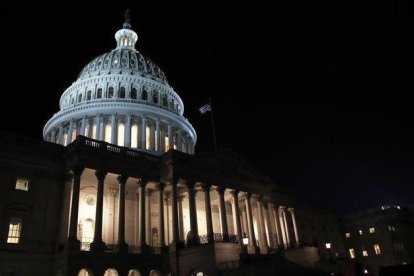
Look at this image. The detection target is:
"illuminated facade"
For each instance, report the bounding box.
[0,13,362,276]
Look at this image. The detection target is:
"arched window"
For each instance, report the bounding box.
[108,87,114,98]
[104,124,111,143]
[131,124,138,148]
[153,91,158,104]
[149,270,161,276]
[78,94,82,103]
[127,269,141,276]
[87,90,92,100]
[78,268,93,276]
[118,123,125,146]
[142,88,147,100]
[104,269,118,276]
[162,95,168,107]
[119,87,126,98]
[97,88,103,99]
[131,88,137,99]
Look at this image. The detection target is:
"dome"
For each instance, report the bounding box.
[43,13,196,155]
[77,48,169,85]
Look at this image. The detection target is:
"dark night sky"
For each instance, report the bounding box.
[1,1,413,214]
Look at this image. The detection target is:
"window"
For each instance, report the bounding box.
[104,124,111,143]
[388,225,396,231]
[108,87,114,98]
[162,95,168,107]
[153,91,158,104]
[87,90,92,100]
[358,230,363,235]
[345,232,351,238]
[349,248,355,259]
[374,244,381,255]
[142,88,147,100]
[119,87,126,98]
[78,94,82,103]
[15,178,29,191]
[362,250,368,257]
[131,88,137,99]
[369,227,375,234]
[97,88,103,99]
[117,123,125,146]
[7,217,22,244]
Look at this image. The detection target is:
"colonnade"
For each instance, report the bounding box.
[47,114,194,154]
[67,169,300,254]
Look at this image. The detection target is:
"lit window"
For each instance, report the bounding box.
[349,248,355,259]
[15,178,29,191]
[104,124,111,143]
[164,136,169,152]
[131,124,138,148]
[7,217,22,244]
[117,123,125,146]
[345,232,351,238]
[146,125,150,150]
[359,230,363,235]
[369,227,375,234]
[362,250,368,257]
[374,244,381,255]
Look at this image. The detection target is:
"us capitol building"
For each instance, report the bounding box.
[0,12,367,276]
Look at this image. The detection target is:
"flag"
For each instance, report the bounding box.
[198,103,212,114]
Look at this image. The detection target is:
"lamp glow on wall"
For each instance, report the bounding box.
[325,242,331,249]
[242,232,249,245]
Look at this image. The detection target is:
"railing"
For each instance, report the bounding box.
[128,245,141,254]
[105,243,119,253]
[81,242,91,251]
[217,260,240,271]
[151,247,162,255]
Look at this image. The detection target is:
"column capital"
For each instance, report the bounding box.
[243,192,252,199]
[145,189,153,197]
[186,180,196,189]
[252,194,262,201]
[95,170,107,181]
[137,178,148,188]
[117,174,128,185]
[178,194,185,202]
[200,183,211,192]
[279,206,287,213]
[72,166,84,176]
[287,207,295,213]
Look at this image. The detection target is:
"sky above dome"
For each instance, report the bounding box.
[1,1,413,214]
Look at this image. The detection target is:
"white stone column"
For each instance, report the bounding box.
[125,114,132,147]
[81,117,86,136]
[177,130,182,151]
[244,192,258,252]
[57,124,63,145]
[50,128,56,143]
[161,129,166,152]
[91,170,107,252]
[157,183,166,247]
[98,116,104,140]
[178,195,185,241]
[182,134,187,153]
[66,119,74,145]
[187,181,199,244]
[263,203,273,249]
[85,118,91,138]
[288,208,300,247]
[230,190,243,246]
[138,179,148,249]
[168,125,173,150]
[68,167,83,249]
[117,175,128,252]
[201,184,214,243]
[111,113,117,144]
[141,117,147,149]
[164,195,170,244]
[272,205,282,247]
[217,187,229,241]
[255,196,268,253]
[95,114,100,140]
[150,124,155,150]
[278,207,287,249]
[282,208,290,247]
[155,120,161,153]
[145,189,152,245]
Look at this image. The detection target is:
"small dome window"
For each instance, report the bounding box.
[97,88,103,99]
[108,87,114,98]
[142,88,147,100]
[119,87,126,98]
[78,94,82,103]
[87,90,92,101]
[131,88,137,99]
[153,91,158,104]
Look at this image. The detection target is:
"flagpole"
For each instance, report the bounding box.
[209,97,218,151]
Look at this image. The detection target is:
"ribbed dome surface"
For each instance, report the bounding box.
[77,48,168,85]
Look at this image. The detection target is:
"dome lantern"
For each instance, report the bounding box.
[115,10,138,49]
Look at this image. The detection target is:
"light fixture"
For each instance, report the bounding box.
[242,232,249,245]
[364,269,368,274]
[325,242,331,249]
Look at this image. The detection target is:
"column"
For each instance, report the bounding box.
[145,189,152,245]
[141,117,146,149]
[282,208,290,247]
[98,116,104,140]
[168,125,173,150]
[85,118,90,138]
[272,205,282,247]
[161,130,166,152]
[80,117,86,136]
[125,114,132,147]
[50,128,56,143]
[288,208,300,247]
[157,183,166,247]
[68,167,84,249]
[164,195,170,244]
[155,120,161,153]
[177,195,185,241]
[263,203,274,248]
[170,179,180,246]
[244,192,258,252]
[201,184,213,243]
[230,190,243,246]
[255,196,269,253]
[117,175,128,252]
[57,124,63,145]
[91,170,107,252]
[177,130,182,151]
[267,203,277,248]
[138,179,148,249]
[95,114,100,140]
[217,187,229,241]
[278,206,287,249]
[111,113,117,144]
[187,181,199,244]
[150,124,155,150]
[66,119,74,145]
